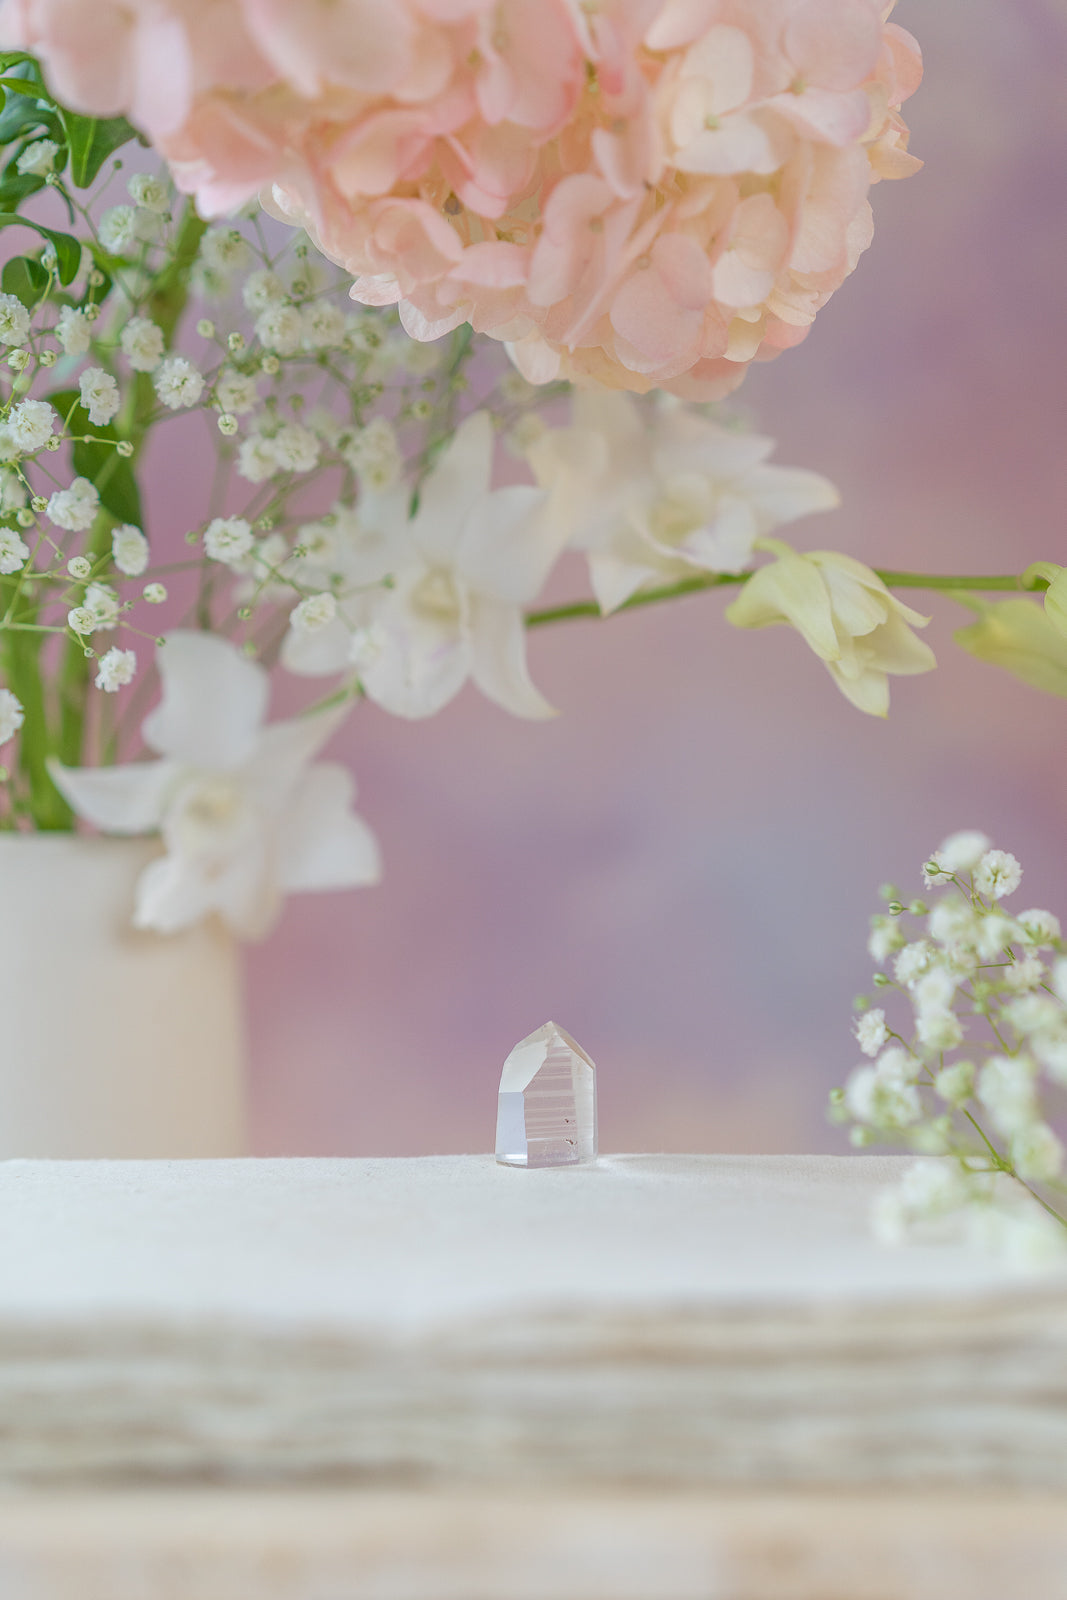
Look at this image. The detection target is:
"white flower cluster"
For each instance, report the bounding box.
[834,831,1067,1264]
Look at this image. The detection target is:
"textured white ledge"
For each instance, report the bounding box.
[0,1154,1064,1489]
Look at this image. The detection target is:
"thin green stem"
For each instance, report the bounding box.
[525,570,1042,629]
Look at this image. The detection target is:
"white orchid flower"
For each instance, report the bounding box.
[527,392,840,614]
[281,489,410,678]
[341,411,563,719]
[726,544,936,716]
[48,631,381,937]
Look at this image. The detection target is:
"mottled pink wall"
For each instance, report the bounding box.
[166,2,1067,1155]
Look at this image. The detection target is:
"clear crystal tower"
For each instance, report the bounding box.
[495,1021,597,1168]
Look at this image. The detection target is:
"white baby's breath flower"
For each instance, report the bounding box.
[968,1205,1067,1269]
[269,422,320,475]
[290,592,337,634]
[48,477,99,532]
[154,356,204,410]
[99,205,140,253]
[301,302,346,350]
[16,137,58,176]
[893,940,932,986]
[67,556,91,580]
[867,914,903,963]
[120,317,165,373]
[112,523,149,577]
[143,582,167,604]
[126,172,170,214]
[915,1007,963,1054]
[913,966,957,1016]
[200,227,253,272]
[1016,909,1061,948]
[844,1062,921,1131]
[0,469,26,513]
[933,1060,975,1105]
[94,646,136,692]
[977,1055,1038,1137]
[55,305,92,357]
[1003,994,1064,1039]
[927,896,977,950]
[255,303,303,355]
[67,605,97,635]
[215,369,260,416]
[204,516,253,566]
[1053,959,1067,1006]
[975,849,1022,901]
[975,911,1020,963]
[236,433,278,484]
[85,582,120,630]
[344,416,403,492]
[933,830,990,876]
[8,399,56,454]
[0,686,24,744]
[1003,956,1044,992]
[875,1045,921,1085]
[1010,1122,1065,1184]
[79,367,120,426]
[0,293,30,347]
[242,269,287,313]
[854,1008,888,1057]
[0,527,29,575]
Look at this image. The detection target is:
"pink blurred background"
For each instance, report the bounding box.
[151,0,1067,1156]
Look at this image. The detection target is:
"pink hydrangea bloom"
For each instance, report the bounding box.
[2,0,921,398]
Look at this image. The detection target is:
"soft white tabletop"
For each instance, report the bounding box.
[0,1152,1054,1334]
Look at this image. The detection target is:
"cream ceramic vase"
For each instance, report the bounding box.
[0,834,246,1157]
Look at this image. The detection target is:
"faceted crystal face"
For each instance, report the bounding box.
[495,1021,597,1168]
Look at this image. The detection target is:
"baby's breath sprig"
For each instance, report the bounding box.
[833,831,1067,1264]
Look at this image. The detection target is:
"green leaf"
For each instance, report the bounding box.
[2,254,48,307]
[0,171,45,209]
[61,111,138,188]
[0,213,80,282]
[0,74,44,98]
[47,389,142,526]
[0,92,55,145]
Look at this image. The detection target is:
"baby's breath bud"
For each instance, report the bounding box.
[227,332,245,354]
[185,529,200,545]
[143,582,166,603]
[409,399,432,419]
[6,349,28,372]
[44,436,61,452]
[849,1126,874,1148]
[908,900,928,916]
[260,354,280,375]
[196,318,216,339]
[38,348,56,367]
[879,884,899,902]
[829,1087,845,1104]
[852,995,870,1012]
[217,412,238,437]
[115,441,134,457]
[237,606,252,620]
[88,269,105,287]
[873,972,891,987]
[254,516,274,532]
[67,556,91,579]
[15,508,34,527]
[30,495,46,513]
[84,304,100,323]
[887,901,904,916]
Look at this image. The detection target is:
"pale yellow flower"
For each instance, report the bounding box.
[726,545,935,716]
[955,598,1067,697]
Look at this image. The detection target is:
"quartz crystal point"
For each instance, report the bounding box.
[495,1021,597,1168]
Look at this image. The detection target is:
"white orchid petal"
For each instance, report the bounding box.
[457,485,561,603]
[410,410,493,566]
[467,596,556,720]
[132,853,217,933]
[242,706,350,805]
[281,618,356,678]
[588,551,652,615]
[276,762,382,892]
[143,630,269,770]
[360,589,469,718]
[47,756,177,834]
